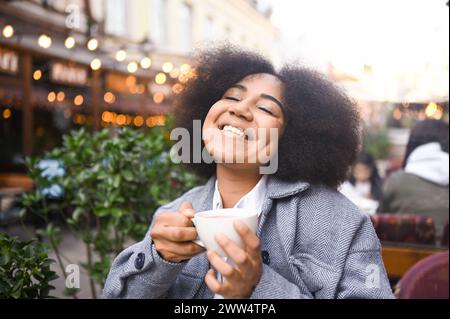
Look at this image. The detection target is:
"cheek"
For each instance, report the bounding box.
[203,103,223,126]
[257,118,284,143]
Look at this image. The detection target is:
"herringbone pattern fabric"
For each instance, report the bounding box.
[103,176,394,299]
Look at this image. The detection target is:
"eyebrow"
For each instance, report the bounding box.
[229,84,285,109]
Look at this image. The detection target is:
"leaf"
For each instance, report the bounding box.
[112,175,121,188]
[18,208,27,219]
[122,170,134,182]
[72,208,84,222]
[111,208,124,218]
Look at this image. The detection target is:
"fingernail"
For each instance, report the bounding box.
[233,220,243,229]
[215,233,226,243]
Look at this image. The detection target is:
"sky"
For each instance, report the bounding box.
[269,0,449,102]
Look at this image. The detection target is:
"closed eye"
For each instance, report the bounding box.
[224,96,240,102]
[258,106,274,115]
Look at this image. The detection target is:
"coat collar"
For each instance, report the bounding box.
[199,174,310,205]
[266,176,310,199]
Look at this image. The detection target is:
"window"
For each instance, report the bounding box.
[150,0,168,47]
[105,0,127,36]
[179,2,193,53]
[204,15,215,41]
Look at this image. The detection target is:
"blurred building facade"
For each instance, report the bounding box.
[0,0,277,173]
[99,0,277,65]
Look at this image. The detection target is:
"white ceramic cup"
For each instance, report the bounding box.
[191,208,258,257]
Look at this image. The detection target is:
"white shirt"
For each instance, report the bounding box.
[339,181,378,215]
[354,181,372,199]
[212,175,268,216]
[212,175,268,298]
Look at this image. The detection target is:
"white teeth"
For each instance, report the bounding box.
[223,125,245,138]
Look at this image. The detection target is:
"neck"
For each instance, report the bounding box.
[216,165,262,208]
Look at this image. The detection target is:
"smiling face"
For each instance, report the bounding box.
[202,73,285,170]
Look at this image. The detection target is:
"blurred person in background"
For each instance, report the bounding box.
[378,120,449,242]
[340,151,383,215]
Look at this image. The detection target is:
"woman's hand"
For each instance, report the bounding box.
[150,202,205,263]
[204,220,263,299]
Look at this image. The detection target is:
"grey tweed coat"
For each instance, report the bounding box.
[102,176,394,299]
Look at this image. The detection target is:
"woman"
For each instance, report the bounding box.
[103,46,393,299]
[349,152,383,201]
[340,151,383,214]
[378,120,449,242]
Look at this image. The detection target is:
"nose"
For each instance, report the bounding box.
[228,99,253,121]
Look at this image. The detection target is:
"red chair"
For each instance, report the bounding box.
[441,221,449,247]
[395,251,449,299]
[370,214,436,245]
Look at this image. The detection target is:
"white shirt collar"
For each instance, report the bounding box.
[212,175,268,217]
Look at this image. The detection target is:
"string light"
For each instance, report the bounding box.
[170,68,180,79]
[178,74,189,83]
[146,115,166,127]
[90,58,102,71]
[155,73,167,85]
[140,57,152,69]
[125,115,132,126]
[127,62,138,73]
[162,62,174,73]
[425,102,438,118]
[2,25,14,39]
[38,34,52,49]
[153,92,165,104]
[2,108,11,119]
[104,92,116,104]
[116,114,126,126]
[57,92,65,102]
[102,111,113,123]
[126,76,136,87]
[115,50,127,62]
[87,38,99,51]
[74,95,84,106]
[33,70,42,81]
[172,83,184,94]
[133,115,144,127]
[47,92,56,103]
[64,36,76,49]
[180,64,191,74]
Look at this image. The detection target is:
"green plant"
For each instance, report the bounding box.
[363,129,391,160]
[20,123,202,298]
[0,233,58,299]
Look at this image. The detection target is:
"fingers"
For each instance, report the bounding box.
[156,211,193,227]
[179,201,195,219]
[153,225,198,242]
[207,250,237,279]
[205,269,227,295]
[233,221,261,260]
[214,233,253,273]
[155,240,205,258]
